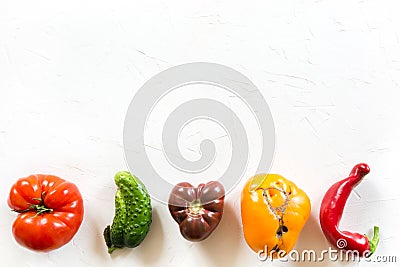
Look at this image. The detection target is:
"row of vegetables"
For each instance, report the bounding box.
[7,163,379,259]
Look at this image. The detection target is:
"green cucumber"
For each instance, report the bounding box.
[103,171,152,254]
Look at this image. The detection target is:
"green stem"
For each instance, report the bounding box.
[32,205,53,215]
[12,204,53,216]
[103,225,118,254]
[108,246,117,254]
[189,199,203,215]
[367,226,380,257]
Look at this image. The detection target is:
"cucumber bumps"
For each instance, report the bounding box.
[103,171,152,253]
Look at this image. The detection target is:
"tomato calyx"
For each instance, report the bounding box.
[13,204,54,216]
[12,192,53,216]
[187,199,204,215]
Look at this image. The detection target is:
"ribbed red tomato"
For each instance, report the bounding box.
[8,174,84,252]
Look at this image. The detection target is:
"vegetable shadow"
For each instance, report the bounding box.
[130,206,164,264]
[199,202,242,267]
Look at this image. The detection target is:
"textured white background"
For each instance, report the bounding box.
[1,1,400,266]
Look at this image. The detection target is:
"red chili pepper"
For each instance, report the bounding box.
[319,163,379,257]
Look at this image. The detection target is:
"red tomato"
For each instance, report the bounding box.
[8,174,84,252]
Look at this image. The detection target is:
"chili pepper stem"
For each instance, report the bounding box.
[367,226,379,257]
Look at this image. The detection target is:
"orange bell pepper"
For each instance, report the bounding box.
[241,174,311,258]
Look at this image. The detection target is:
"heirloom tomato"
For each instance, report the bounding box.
[8,174,84,252]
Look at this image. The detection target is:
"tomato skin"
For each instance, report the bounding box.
[168,181,225,242]
[8,174,84,252]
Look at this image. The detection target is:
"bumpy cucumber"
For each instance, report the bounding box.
[103,171,152,253]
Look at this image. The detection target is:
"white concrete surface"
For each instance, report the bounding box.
[1,1,399,266]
